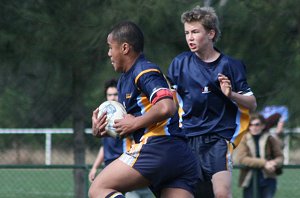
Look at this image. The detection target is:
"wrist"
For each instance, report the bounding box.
[228,91,235,100]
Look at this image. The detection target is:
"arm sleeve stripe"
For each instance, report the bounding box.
[151,89,173,105]
[134,69,161,85]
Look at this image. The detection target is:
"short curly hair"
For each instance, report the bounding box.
[181,6,221,43]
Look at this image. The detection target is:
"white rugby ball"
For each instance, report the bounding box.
[97,101,126,138]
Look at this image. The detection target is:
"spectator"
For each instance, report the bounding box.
[237,113,284,198]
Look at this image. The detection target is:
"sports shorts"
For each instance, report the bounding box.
[188,133,233,181]
[119,136,199,197]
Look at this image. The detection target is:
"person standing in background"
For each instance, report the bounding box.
[237,113,284,198]
[89,79,125,180]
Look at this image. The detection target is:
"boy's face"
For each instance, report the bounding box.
[106,87,118,101]
[107,33,125,72]
[184,21,214,53]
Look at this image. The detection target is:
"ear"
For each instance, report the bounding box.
[208,30,216,40]
[121,43,130,54]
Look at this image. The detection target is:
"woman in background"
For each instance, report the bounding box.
[237,113,284,198]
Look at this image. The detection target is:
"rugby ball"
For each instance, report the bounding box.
[97,101,127,138]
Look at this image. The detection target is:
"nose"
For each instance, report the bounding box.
[108,49,111,57]
[187,33,194,41]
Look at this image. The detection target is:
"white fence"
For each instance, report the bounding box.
[1,128,300,165]
[0,128,92,165]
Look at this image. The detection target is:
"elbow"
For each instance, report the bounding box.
[159,99,176,118]
[248,95,257,112]
[250,101,257,112]
[162,104,176,118]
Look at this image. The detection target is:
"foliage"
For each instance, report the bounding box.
[0,0,300,126]
[218,0,300,126]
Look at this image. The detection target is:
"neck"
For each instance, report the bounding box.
[195,47,220,63]
[124,52,141,72]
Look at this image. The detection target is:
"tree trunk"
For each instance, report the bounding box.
[72,67,86,198]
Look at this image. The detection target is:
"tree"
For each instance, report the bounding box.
[1,1,300,197]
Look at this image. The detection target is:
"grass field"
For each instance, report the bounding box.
[0,169,75,198]
[232,167,300,198]
[0,167,299,198]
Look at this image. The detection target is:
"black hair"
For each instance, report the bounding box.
[109,21,144,53]
[104,78,118,95]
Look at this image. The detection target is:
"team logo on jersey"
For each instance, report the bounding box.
[126,93,131,99]
[201,86,211,94]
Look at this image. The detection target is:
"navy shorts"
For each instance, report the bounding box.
[119,136,200,196]
[188,133,233,181]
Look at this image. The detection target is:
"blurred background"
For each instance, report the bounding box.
[1,0,300,197]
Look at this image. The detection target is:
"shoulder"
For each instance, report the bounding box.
[169,51,193,71]
[219,53,248,78]
[132,56,162,76]
[220,53,245,68]
[267,134,281,144]
[172,51,193,62]
[243,132,253,142]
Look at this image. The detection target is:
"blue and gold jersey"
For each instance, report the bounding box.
[117,54,183,143]
[168,51,253,144]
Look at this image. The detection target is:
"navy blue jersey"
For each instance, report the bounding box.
[102,137,132,166]
[117,54,183,143]
[168,51,253,141]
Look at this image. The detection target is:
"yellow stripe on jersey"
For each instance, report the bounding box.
[231,105,250,148]
[119,137,148,167]
[108,192,124,198]
[139,94,169,137]
[134,69,161,85]
[139,94,151,113]
[124,137,134,152]
[175,92,184,128]
[177,106,184,128]
[143,120,168,138]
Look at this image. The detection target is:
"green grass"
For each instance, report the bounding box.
[0,169,75,198]
[232,168,300,198]
[0,167,299,198]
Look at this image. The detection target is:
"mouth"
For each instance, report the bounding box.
[189,43,197,50]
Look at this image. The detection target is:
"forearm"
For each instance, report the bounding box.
[92,147,104,169]
[239,156,266,168]
[276,121,285,134]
